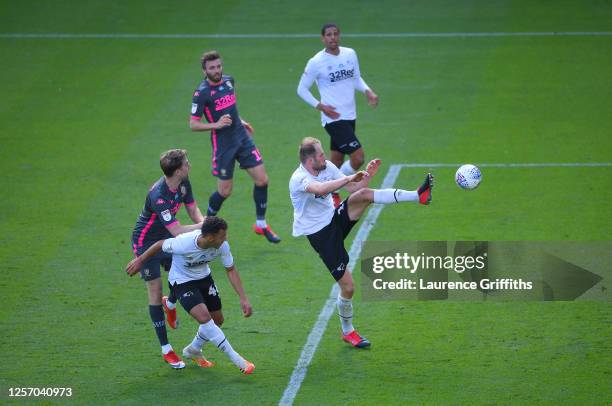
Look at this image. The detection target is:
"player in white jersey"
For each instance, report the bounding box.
[297,23,379,207]
[126,216,255,374]
[289,137,433,348]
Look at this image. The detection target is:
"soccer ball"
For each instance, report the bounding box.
[455,164,482,190]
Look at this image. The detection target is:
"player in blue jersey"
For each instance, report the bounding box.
[131,149,205,369]
[189,50,281,244]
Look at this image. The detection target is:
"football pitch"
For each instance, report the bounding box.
[1,1,611,405]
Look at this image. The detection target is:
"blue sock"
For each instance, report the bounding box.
[149,305,168,346]
[207,191,226,216]
[253,184,268,220]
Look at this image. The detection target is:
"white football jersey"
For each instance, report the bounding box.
[162,230,233,285]
[299,46,366,125]
[289,161,344,236]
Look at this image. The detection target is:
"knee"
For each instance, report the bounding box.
[350,152,365,168]
[330,151,343,166]
[146,280,163,304]
[353,187,373,201]
[341,279,355,298]
[212,313,224,326]
[218,184,233,198]
[254,175,269,188]
[148,284,162,297]
[197,313,212,324]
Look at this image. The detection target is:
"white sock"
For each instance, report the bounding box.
[199,320,246,369]
[161,344,173,355]
[256,219,267,228]
[340,160,357,176]
[191,325,211,351]
[373,188,418,204]
[337,294,354,335]
[165,300,176,310]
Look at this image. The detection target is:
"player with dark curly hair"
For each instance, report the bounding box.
[126,216,255,374]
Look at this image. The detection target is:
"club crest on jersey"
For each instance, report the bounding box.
[156,198,165,205]
[181,185,186,196]
[191,103,198,114]
[161,209,172,222]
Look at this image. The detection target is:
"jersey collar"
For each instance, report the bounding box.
[207,78,224,86]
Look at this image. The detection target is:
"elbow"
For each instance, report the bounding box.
[297,81,309,99]
[189,119,198,131]
[306,184,319,195]
[313,186,327,196]
[306,186,321,196]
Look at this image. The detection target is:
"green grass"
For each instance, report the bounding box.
[1,1,611,405]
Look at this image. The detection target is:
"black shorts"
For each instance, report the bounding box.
[172,275,222,314]
[324,119,361,154]
[132,242,172,282]
[306,199,358,281]
[211,133,263,180]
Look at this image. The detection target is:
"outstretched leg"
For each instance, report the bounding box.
[347,171,434,221]
[186,304,255,374]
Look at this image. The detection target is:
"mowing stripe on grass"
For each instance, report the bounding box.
[279,160,612,405]
[279,164,402,406]
[1,32,612,39]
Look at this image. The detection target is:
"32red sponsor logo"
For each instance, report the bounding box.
[214,94,236,111]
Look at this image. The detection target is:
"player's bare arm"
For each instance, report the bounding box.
[125,240,165,276]
[185,204,205,223]
[306,172,368,196]
[225,265,252,317]
[189,114,232,132]
[166,221,203,237]
[344,159,381,193]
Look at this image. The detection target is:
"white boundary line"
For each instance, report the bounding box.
[279,161,612,405]
[1,32,612,39]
